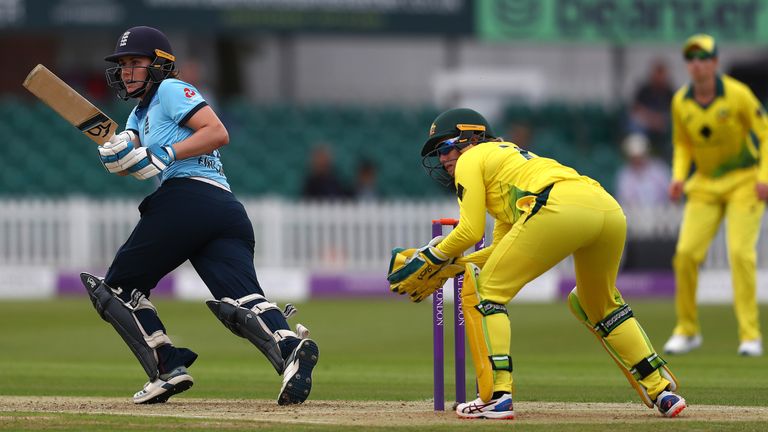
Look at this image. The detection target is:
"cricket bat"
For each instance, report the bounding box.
[22,64,118,145]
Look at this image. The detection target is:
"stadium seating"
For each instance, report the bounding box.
[1,98,625,197]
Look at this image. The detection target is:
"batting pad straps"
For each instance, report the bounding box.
[226,293,269,308]
[489,355,513,372]
[476,300,508,316]
[630,353,667,381]
[593,304,633,337]
[128,289,158,312]
[128,292,172,348]
[274,329,299,341]
[206,298,285,374]
[145,330,172,349]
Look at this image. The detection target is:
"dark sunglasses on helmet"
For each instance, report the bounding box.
[436,137,460,155]
[684,50,713,61]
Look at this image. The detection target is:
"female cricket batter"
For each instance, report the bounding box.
[387,108,686,419]
[81,26,318,405]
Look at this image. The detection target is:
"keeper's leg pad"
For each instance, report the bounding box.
[567,287,678,407]
[461,263,513,402]
[206,294,290,374]
[81,272,163,381]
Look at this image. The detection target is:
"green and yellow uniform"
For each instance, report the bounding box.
[434,141,672,400]
[670,74,768,342]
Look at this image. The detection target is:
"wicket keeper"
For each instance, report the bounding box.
[664,34,767,357]
[388,108,686,419]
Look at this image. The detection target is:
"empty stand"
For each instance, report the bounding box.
[2,99,625,197]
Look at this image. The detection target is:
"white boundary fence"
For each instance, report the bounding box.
[2,198,768,271]
[0,198,455,271]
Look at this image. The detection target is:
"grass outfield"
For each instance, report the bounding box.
[0,298,766,431]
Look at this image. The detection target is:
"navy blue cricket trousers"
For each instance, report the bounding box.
[105,178,265,301]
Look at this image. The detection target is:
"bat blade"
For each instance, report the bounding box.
[23,64,117,145]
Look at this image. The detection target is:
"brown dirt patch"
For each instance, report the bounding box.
[0,396,765,426]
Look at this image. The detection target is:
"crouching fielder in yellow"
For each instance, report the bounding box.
[387,108,686,420]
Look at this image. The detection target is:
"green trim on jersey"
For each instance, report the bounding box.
[711,142,758,178]
[671,74,768,180]
[685,74,725,101]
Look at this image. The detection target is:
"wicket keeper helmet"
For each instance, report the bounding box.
[104,26,177,100]
[421,108,495,156]
[421,108,495,187]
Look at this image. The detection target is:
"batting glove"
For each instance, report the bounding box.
[123,145,176,180]
[98,131,136,173]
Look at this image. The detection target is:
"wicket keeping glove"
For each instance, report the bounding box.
[122,145,176,180]
[98,131,136,173]
[407,258,467,303]
[387,236,463,303]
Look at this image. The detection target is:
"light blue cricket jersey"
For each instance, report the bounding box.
[126,79,229,189]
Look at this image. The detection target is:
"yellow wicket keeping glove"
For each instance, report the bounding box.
[406,262,465,303]
[387,236,462,302]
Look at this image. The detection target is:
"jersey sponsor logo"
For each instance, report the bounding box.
[456,183,465,200]
[184,87,196,98]
[198,155,223,174]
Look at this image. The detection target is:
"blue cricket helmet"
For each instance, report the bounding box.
[104,26,177,100]
[105,26,174,63]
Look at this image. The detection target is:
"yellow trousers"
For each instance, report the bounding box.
[478,179,669,399]
[673,168,764,342]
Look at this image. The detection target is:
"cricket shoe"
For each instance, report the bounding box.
[133,366,194,404]
[456,393,515,420]
[663,334,702,355]
[278,338,319,405]
[655,390,686,418]
[737,339,763,357]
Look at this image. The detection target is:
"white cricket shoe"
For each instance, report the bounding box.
[133,366,193,404]
[663,334,702,355]
[737,339,763,357]
[455,393,515,420]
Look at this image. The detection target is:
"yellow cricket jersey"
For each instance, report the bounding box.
[436,141,595,258]
[671,74,768,182]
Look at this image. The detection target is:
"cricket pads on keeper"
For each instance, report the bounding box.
[568,287,679,408]
[461,263,513,402]
[387,236,464,303]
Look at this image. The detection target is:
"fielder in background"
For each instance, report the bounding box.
[81,26,319,404]
[387,108,686,419]
[664,34,767,357]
